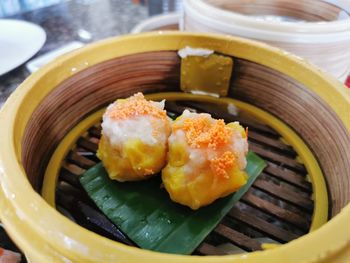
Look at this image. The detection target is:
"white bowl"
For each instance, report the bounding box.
[131,13,180,33]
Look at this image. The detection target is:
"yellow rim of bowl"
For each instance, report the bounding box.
[0,32,349,262]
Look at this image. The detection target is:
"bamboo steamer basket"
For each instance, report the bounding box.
[183,0,350,82]
[0,32,350,262]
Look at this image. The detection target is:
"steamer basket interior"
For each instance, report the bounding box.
[50,95,319,255]
[22,51,350,216]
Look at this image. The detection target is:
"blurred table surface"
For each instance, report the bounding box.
[0,0,182,107]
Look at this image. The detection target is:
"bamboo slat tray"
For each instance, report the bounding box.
[52,97,316,255]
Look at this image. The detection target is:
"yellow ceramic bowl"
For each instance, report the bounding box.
[0,32,350,263]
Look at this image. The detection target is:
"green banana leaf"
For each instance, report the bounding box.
[80,151,266,254]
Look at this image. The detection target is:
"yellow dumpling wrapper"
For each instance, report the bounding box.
[97,137,166,182]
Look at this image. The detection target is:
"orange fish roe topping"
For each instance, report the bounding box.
[106,93,167,120]
[178,116,233,149]
[210,151,236,178]
[151,118,159,137]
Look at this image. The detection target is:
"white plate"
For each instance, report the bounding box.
[0,19,46,75]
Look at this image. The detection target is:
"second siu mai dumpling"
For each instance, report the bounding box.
[162,110,249,210]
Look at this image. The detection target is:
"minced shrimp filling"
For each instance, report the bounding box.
[171,110,248,178]
[102,116,169,146]
[101,93,170,147]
